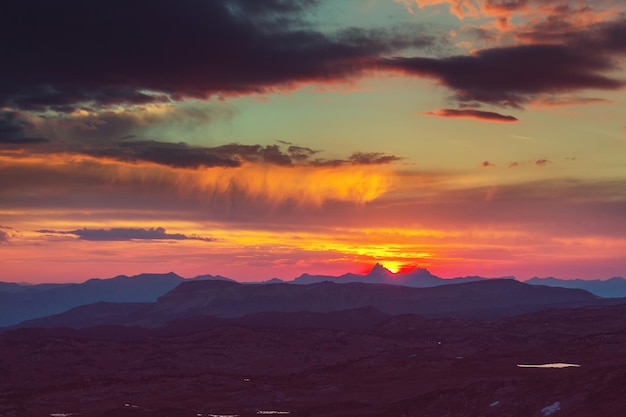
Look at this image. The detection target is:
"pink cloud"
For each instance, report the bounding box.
[424,108,518,122]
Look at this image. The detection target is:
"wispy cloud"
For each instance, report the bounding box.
[348,152,403,165]
[0,152,396,210]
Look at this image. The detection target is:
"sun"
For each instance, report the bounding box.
[383,262,402,274]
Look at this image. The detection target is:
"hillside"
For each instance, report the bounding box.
[1,303,625,416]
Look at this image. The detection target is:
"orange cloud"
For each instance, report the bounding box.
[411,0,481,19]
[0,152,394,208]
[424,108,518,122]
[402,0,626,43]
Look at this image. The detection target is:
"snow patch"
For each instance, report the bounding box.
[541,401,561,416]
[517,363,580,368]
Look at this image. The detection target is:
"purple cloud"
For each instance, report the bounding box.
[0,0,432,112]
[36,227,217,242]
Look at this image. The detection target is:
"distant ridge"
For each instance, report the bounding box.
[0,272,236,327]
[293,263,512,287]
[526,276,626,298]
[2,266,623,327]
[0,272,185,326]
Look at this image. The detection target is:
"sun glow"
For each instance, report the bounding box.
[380,261,404,274]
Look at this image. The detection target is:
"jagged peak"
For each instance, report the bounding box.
[368,263,393,276]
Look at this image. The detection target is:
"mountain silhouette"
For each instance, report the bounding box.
[293,263,507,287]
[526,276,626,298]
[2,267,623,327]
[12,279,617,330]
[0,273,186,326]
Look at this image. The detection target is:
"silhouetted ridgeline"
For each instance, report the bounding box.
[10,279,622,331]
[526,276,626,298]
[0,272,232,326]
[1,267,625,326]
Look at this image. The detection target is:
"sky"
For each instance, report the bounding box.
[1,0,625,283]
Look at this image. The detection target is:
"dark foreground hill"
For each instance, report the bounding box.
[12,279,615,330]
[1,302,625,417]
[153,279,603,320]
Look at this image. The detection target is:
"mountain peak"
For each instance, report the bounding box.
[368,263,394,277]
[406,267,438,279]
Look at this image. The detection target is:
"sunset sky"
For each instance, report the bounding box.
[1,0,625,283]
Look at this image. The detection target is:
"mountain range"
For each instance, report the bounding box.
[0,272,232,327]
[1,265,625,326]
[526,276,626,298]
[11,279,623,330]
[1,266,625,416]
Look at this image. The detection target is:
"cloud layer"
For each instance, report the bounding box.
[0,0,430,113]
[3,0,622,119]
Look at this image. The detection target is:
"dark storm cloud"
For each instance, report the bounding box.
[306,152,401,167]
[287,146,320,161]
[382,43,623,108]
[0,0,432,112]
[90,140,242,169]
[348,152,402,165]
[2,1,622,115]
[36,227,216,242]
[202,143,294,166]
[75,141,299,168]
[381,18,626,108]
[0,110,48,145]
[21,138,401,170]
[425,108,518,122]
